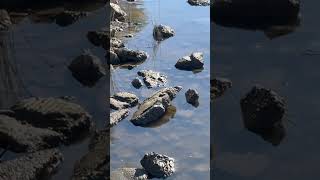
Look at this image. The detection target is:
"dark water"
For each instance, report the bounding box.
[110,0,210,179]
[213,1,320,179]
[0,2,107,179]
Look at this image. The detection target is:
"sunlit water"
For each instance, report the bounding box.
[110,0,210,179]
[213,0,320,179]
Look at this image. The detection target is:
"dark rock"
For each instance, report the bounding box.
[137,70,167,88]
[109,109,129,128]
[69,51,106,87]
[175,52,204,71]
[111,168,148,180]
[185,89,199,107]
[140,152,175,178]
[87,28,110,49]
[131,86,182,126]
[108,50,121,65]
[0,10,11,31]
[11,97,93,142]
[111,3,127,21]
[55,11,87,27]
[211,77,232,99]
[113,48,148,64]
[153,24,175,41]
[0,149,63,180]
[0,115,63,153]
[188,0,210,6]
[131,77,143,89]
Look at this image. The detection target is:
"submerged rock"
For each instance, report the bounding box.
[153,24,175,41]
[0,115,62,153]
[185,89,199,107]
[140,152,175,178]
[137,70,167,88]
[111,168,149,180]
[69,51,106,87]
[131,77,144,89]
[113,48,148,64]
[111,3,127,21]
[0,149,63,180]
[240,86,286,145]
[11,97,93,142]
[109,109,129,128]
[131,86,182,126]
[0,10,11,31]
[55,11,87,27]
[211,77,232,99]
[175,52,204,71]
[188,0,210,6]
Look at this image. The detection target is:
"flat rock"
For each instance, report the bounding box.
[188,0,210,6]
[111,3,127,21]
[110,92,139,110]
[11,97,93,142]
[137,70,167,88]
[111,168,148,180]
[175,52,204,71]
[131,86,182,126]
[0,10,11,31]
[131,77,143,89]
[69,51,106,87]
[211,77,232,99]
[55,10,87,27]
[0,149,63,180]
[153,24,175,41]
[185,89,199,107]
[109,109,129,128]
[113,48,148,64]
[140,152,175,178]
[0,115,62,153]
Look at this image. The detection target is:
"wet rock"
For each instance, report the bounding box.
[131,86,182,126]
[11,97,93,142]
[188,0,210,6]
[87,28,110,49]
[69,51,106,87]
[110,92,139,110]
[111,3,127,21]
[111,168,148,180]
[109,109,129,128]
[185,89,199,107]
[137,70,167,88]
[72,130,108,180]
[0,10,11,31]
[111,37,125,48]
[0,149,63,180]
[131,77,143,89]
[55,11,87,27]
[153,24,175,41]
[140,152,175,178]
[212,0,300,29]
[0,115,62,153]
[113,48,148,64]
[211,77,232,99]
[240,86,286,138]
[175,52,204,71]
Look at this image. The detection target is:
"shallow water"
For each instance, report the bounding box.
[213,1,320,179]
[110,0,210,179]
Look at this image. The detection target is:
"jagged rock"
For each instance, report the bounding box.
[72,130,108,180]
[69,51,106,87]
[0,115,62,153]
[131,86,182,126]
[175,52,204,71]
[137,70,167,88]
[188,0,210,6]
[140,152,175,178]
[131,77,143,89]
[211,77,232,99]
[111,168,148,180]
[111,37,125,48]
[153,24,175,41]
[185,89,199,107]
[109,109,129,128]
[113,48,148,64]
[110,92,139,110]
[0,10,11,31]
[111,3,127,21]
[0,149,63,180]
[11,97,93,142]
[87,28,110,49]
[55,11,87,27]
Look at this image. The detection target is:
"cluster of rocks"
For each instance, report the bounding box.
[137,70,167,88]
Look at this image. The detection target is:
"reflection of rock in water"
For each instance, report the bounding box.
[211,0,301,38]
[143,105,176,128]
[0,32,26,109]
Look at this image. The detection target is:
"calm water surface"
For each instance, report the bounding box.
[213,0,320,179]
[110,0,210,179]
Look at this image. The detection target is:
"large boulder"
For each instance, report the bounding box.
[112,48,148,65]
[131,86,182,126]
[140,152,175,178]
